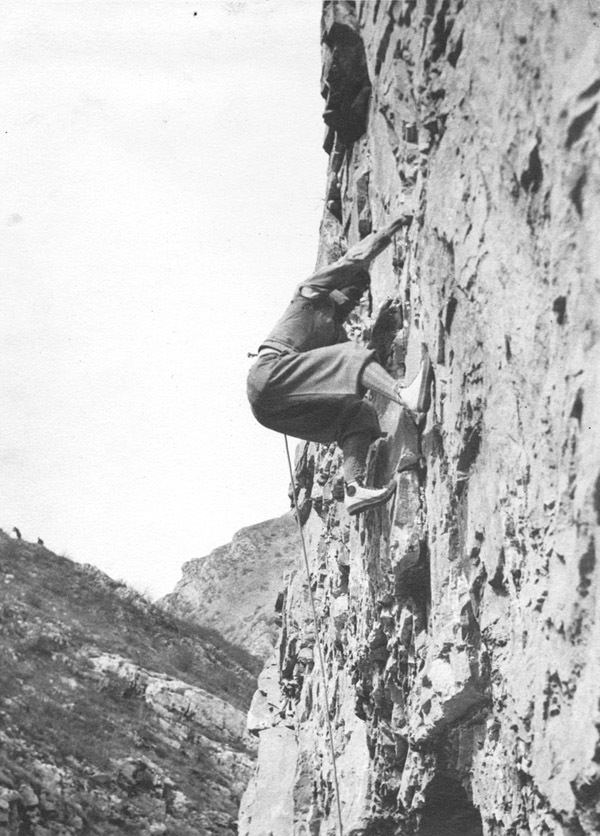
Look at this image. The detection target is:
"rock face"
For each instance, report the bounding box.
[161,513,299,659]
[239,2,600,835]
[0,532,260,835]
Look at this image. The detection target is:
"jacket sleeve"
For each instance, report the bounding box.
[297,217,409,295]
[298,247,369,296]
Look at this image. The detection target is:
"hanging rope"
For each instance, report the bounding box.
[284,434,344,836]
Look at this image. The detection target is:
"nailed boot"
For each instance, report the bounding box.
[344,480,396,516]
[395,354,433,414]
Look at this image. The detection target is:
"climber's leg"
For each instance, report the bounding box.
[342,432,371,485]
[247,343,422,515]
[341,431,396,515]
[247,341,380,444]
[360,354,433,413]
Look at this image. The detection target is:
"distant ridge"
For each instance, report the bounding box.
[161,512,299,659]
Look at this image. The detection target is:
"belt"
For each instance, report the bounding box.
[257,343,298,357]
[258,347,282,358]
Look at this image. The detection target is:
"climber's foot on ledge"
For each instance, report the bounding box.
[344,480,397,516]
[395,354,433,415]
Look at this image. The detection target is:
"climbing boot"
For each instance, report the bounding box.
[344,480,396,516]
[395,354,433,413]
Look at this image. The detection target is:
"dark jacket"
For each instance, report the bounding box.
[260,275,369,354]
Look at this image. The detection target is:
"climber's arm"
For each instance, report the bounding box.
[299,213,412,296]
[341,213,412,266]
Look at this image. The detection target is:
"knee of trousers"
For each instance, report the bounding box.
[247,362,274,410]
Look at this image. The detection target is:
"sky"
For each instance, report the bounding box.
[1,0,326,597]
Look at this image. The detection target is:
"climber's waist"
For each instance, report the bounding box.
[257,339,298,356]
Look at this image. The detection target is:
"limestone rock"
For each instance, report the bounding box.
[161,513,298,659]
[237,727,298,836]
[89,653,253,746]
[240,2,600,834]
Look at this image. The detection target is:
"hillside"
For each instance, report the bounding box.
[0,532,261,835]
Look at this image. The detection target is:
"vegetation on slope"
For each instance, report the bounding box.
[0,533,260,835]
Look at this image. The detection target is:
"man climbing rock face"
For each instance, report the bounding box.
[247,214,432,515]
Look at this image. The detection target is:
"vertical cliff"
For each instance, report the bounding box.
[239,2,600,835]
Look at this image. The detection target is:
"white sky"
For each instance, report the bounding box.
[1,0,326,597]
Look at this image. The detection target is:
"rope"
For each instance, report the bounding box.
[284,434,344,836]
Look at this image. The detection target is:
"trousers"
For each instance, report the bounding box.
[247,340,380,445]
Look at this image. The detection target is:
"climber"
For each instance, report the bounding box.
[247,213,433,516]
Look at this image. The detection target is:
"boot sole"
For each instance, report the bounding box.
[346,481,397,516]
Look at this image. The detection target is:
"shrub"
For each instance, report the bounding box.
[169,643,195,674]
